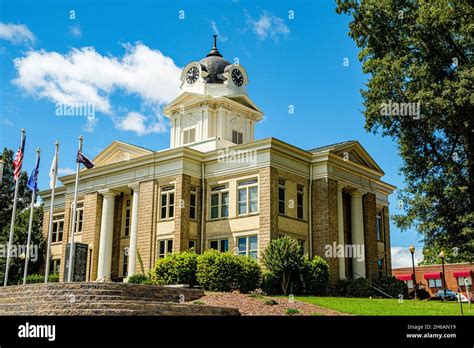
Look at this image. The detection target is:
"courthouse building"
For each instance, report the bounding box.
[40,37,395,283]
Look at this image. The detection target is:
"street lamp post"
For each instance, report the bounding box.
[409,245,417,299]
[439,250,446,298]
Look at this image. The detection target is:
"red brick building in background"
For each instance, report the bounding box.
[393,263,473,297]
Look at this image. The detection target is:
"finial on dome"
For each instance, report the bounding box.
[207,34,222,57]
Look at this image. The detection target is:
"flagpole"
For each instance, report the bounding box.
[4,128,26,287]
[67,135,83,282]
[23,148,40,285]
[45,141,59,283]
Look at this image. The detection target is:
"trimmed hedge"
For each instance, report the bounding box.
[300,256,330,295]
[150,251,198,286]
[196,250,261,293]
[127,273,152,284]
[24,273,59,284]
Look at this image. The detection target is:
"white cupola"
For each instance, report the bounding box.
[163,35,263,152]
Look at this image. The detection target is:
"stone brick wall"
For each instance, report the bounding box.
[312,178,339,283]
[81,192,102,281]
[59,197,73,282]
[383,206,392,275]
[258,167,279,256]
[136,180,156,273]
[363,192,378,281]
[111,195,123,280]
[174,174,191,252]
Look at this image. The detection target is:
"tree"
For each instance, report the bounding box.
[261,236,305,295]
[0,148,44,284]
[336,0,474,262]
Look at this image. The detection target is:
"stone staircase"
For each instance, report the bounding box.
[0,282,240,316]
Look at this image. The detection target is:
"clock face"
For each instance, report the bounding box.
[185,66,199,84]
[231,69,244,87]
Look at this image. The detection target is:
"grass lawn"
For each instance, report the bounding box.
[296,296,474,316]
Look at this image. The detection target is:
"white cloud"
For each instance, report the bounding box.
[115,111,166,136]
[391,246,423,269]
[69,24,82,38]
[13,43,181,132]
[0,22,35,45]
[0,118,14,126]
[210,21,228,42]
[246,11,289,43]
[58,167,75,176]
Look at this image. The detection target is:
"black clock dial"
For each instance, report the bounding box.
[186,66,199,84]
[231,69,244,87]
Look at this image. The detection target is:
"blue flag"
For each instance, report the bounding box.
[27,153,40,192]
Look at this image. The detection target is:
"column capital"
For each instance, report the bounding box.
[98,189,118,198]
[349,188,366,198]
[337,182,346,191]
[128,182,140,191]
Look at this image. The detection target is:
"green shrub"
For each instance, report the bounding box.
[150,251,198,287]
[127,273,149,284]
[48,273,59,283]
[196,250,261,293]
[261,270,281,295]
[264,299,278,306]
[261,236,305,295]
[300,256,330,295]
[285,308,300,315]
[373,276,406,298]
[25,274,43,284]
[336,278,372,297]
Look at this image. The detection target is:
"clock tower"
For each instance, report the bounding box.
[163,35,263,152]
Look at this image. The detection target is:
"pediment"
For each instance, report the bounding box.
[93,141,153,167]
[331,142,384,175]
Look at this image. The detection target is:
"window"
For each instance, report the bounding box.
[377,258,384,279]
[405,280,414,289]
[190,188,197,220]
[376,213,383,241]
[122,248,129,277]
[238,179,258,215]
[209,239,229,252]
[124,199,131,237]
[237,235,258,260]
[428,278,443,288]
[210,185,229,219]
[183,128,196,144]
[297,185,304,219]
[49,259,60,274]
[71,202,84,234]
[298,239,305,253]
[232,130,243,144]
[161,186,175,220]
[188,240,196,250]
[278,180,286,215]
[458,276,472,286]
[158,239,173,258]
[51,214,64,243]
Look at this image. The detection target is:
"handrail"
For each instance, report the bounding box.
[353,272,394,299]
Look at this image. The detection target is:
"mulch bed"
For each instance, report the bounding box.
[191,292,346,316]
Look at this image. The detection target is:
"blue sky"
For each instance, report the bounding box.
[0,0,423,265]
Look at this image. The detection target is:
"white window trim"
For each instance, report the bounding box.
[232,130,243,144]
[52,214,65,244]
[236,235,258,260]
[210,189,229,220]
[428,278,443,288]
[190,190,197,220]
[121,247,129,277]
[278,184,286,215]
[160,188,175,220]
[157,239,173,258]
[122,198,131,237]
[209,238,229,252]
[457,276,472,287]
[297,187,304,220]
[237,180,259,216]
[183,127,196,145]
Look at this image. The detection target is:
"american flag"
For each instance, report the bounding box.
[13,134,26,181]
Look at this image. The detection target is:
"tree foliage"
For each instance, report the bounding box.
[0,148,44,284]
[336,0,474,262]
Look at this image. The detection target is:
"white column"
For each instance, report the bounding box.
[127,184,140,278]
[97,190,116,281]
[350,190,366,278]
[337,184,346,280]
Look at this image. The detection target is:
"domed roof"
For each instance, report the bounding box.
[199,35,231,84]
